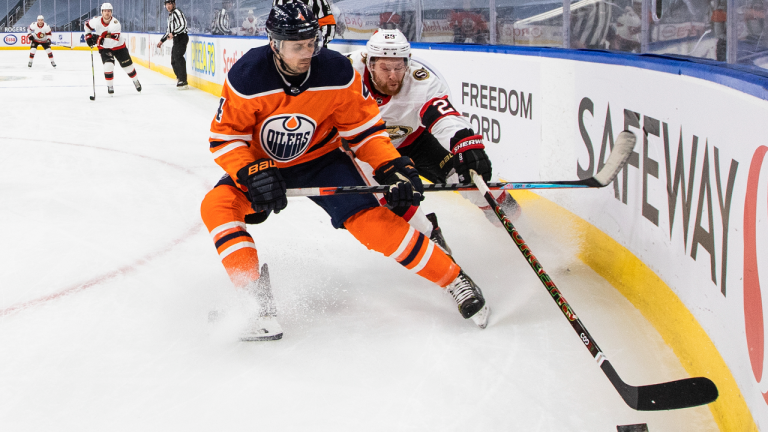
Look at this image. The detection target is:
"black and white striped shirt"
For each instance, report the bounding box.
[571,1,613,49]
[211,8,231,35]
[161,8,187,42]
[272,0,336,46]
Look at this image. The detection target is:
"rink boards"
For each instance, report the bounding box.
[134,34,768,431]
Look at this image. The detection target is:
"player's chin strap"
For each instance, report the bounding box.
[273,51,295,75]
[271,39,306,77]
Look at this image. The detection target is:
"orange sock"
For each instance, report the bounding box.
[345,207,460,287]
[201,185,260,288]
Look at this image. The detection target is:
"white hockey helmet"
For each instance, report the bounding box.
[365,28,410,69]
[101,3,113,11]
[37,15,44,20]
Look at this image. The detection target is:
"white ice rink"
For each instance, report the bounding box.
[1,50,718,431]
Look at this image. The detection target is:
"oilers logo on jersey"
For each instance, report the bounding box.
[260,114,317,162]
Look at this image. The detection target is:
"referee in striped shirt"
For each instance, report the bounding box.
[272,0,336,47]
[157,0,189,88]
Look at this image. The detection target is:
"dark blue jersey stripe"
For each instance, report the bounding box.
[399,233,425,267]
[347,124,386,145]
[215,231,253,249]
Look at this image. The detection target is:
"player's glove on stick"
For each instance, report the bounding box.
[237,159,287,215]
[85,33,96,47]
[451,129,492,184]
[373,156,424,213]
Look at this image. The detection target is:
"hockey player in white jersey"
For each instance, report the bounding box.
[84,3,142,94]
[346,29,520,254]
[27,16,56,68]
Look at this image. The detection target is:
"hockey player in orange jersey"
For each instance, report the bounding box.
[200,2,490,341]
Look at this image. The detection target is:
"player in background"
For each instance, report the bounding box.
[84,3,142,94]
[200,2,490,341]
[156,0,189,88]
[272,0,336,47]
[345,29,520,255]
[27,15,56,68]
[241,10,258,35]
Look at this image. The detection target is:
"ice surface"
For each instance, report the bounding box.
[0,50,717,431]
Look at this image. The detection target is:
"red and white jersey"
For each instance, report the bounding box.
[346,49,473,151]
[28,22,52,43]
[84,16,125,50]
[240,17,259,35]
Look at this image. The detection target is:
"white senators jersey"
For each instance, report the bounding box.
[346,49,474,151]
[241,17,259,35]
[84,16,125,50]
[28,22,51,42]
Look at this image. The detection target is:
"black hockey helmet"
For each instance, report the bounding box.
[265,2,319,41]
[164,0,174,4]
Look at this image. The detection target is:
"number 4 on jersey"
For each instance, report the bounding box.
[216,97,226,122]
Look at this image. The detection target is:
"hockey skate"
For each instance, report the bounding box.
[177,80,189,89]
[28,61,32,68]
[107,86,114,95]
[240,263,283,341]
[446,270,489,329]
[134,80,142,92]
[50,61,56,68]
[426,213,452,256]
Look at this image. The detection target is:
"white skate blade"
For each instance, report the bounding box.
[470,305,490,329]
[240,316,283,341]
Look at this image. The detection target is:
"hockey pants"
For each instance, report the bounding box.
[200,183,460,289]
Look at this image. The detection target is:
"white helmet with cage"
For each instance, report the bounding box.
[365,28,411,69]
[101,3,113,11]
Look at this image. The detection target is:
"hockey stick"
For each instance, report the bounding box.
[469,168,719,411]
[50,40,73,48]
[286,131,636,197]
[89,47,96,101]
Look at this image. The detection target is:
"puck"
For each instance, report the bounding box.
[617,424,648,432]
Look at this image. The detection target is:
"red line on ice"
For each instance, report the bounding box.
[0,137,211,317]
[0,223,204,317]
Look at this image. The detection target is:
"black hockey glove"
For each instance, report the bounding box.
[237,159,287,215]
[373,156,424,213]
[244,211,270,225]
[450,129,492,184]
[85,33,96,47]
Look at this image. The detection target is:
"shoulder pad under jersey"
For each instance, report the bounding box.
[303,49,355,89]
[226,45,284,96]
[227,46,355,96]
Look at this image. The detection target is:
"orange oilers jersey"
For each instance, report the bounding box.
[209,45,400,187]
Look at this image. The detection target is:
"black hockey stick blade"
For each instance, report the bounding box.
[285,131,637,198]
[469,169,719,411]
[601,359,718,411]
